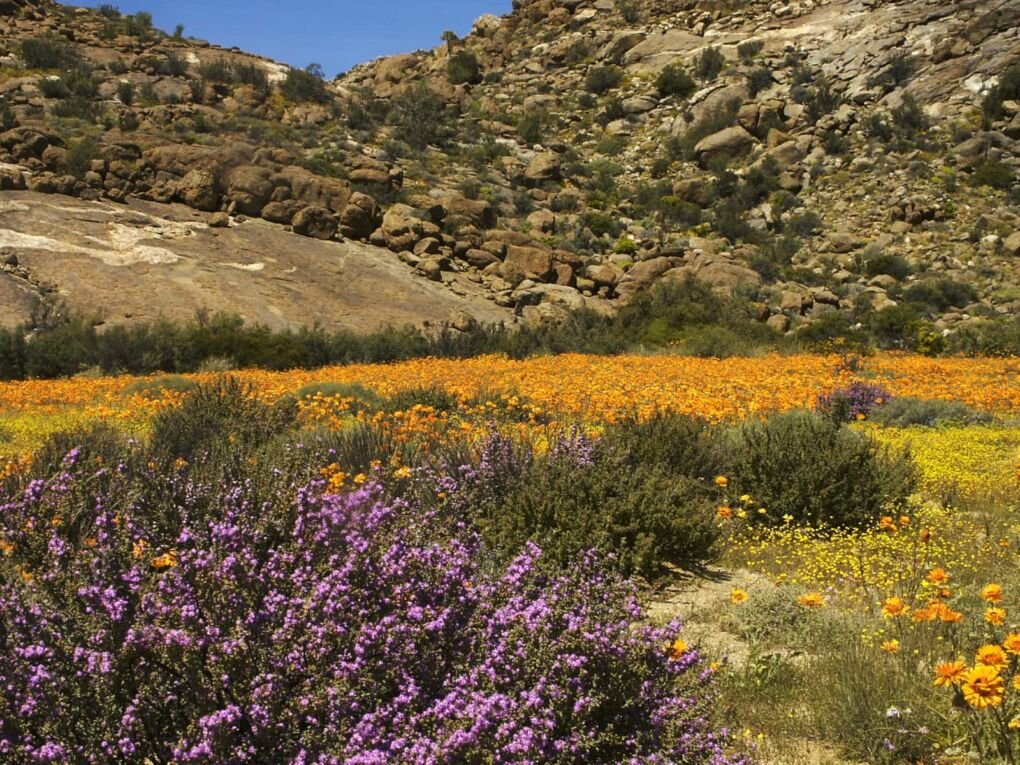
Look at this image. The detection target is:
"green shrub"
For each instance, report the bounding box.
[29,421,131,480]
[65,137,102,178]
[123,375,198,400]
[601,412,725,481]
[116,80,134,105]
[655,64,696,99]
[123,11,154,37]
[971,159,1014,190]
[280,64,330,103]
[737,40,764,61]
[0,100,15,131]
[861,251,911,280]
[38,77,70,99]
[447,50,482,85]
[18,37,79,69]
[158,51,189,77]
[747,67,772,96]
[869,397,992,428]
[149,377,297,461]
[383,385,460,414]
[196,58,234,83]
[725,410,916,528]
[478,435,721,578]
[391,84,448,149]
[902,278,977,312]
[584,65,623,94]
[694,47,725,81]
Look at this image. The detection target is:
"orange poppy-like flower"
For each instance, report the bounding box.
[933,659,967,688]
[881,639,900,654]
[919,528,932,543]
[151,551,178,570]
[912,604,935,622]
[0,539,13,556]
[976,644,1009,670]
[961,665,1004,709]
[878,516,898,533]
[926,567,950,586]
[1003,632,1020,656]
[986,607,1007,626]
[882,596,909,619]
[668,638,688,660]
[797,592,825,608]
[935,603,964,624]
[716,505,733,519]
[898,516,910,526]
[730,589,749,605]
[981,583,1004,603]
[83,537,97,548]
[714,475,729,488]
[132,539,147,559]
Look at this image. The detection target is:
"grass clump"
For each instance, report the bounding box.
[870,397,993,428]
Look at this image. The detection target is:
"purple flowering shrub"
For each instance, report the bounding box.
[0,456,747,764]
[816,381,892,422]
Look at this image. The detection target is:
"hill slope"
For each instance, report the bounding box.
[0,0,1018,343]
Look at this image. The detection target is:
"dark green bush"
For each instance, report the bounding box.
[383,385,460,414]
[447,50,482,85]
[479,438,721,578]
[18,37,79,69]
[747,67,773,97]
[391,84,449,149]
[971,160,1014,190]
[869,397,992,428]
[30,421,131,481]
[584,65,624,94]
[116,81,134,105]
[123,375,198,400]
[149,377,298,461]
[602,412,725,481]
[280,65,330,103]
[726,410,916,528]
[738,40,764,61]
[197,58,234,83]
[861,252,912,280]
[655,64,696,99]
[902,279,977,312]
[695,47,726,81]
[38,77,70,99]
[0,100,15,131]
[65,137,102,178]
[516,110,547,144]
[158,52,189,77]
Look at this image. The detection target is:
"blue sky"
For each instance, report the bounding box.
[68,1,511,76]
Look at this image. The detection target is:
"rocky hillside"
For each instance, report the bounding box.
[1,0,1019,341]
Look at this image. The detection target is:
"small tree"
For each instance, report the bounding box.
[656,63,696,99]
[585,65,624,94]
[447,50,482,85]
[392,84,448,149]
[280,64,330,103]
[694,47,725,81]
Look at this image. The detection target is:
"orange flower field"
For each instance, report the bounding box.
[0,353,1018,427]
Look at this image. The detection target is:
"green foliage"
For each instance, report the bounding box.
[123,11,154,37]
[792,74,841,124]
[902,278,977,312]
[65,137,102,178]
[18,37,79,69]
[867,52,916,92]
[280,65,330,103]
[694,47,726,81]
[725,410,916,528]
[196,58,234,83]
[516,110,547,144]
[391,84,449,149]
[383,385,460,414]
[655,64,696,99]
[971,159,1014,190]
[158,51,189,77]
[669,99,741,160]
[476,435,721,578]
[447,50,482,85]
[584,65,623,94]
[859,251,912,280]
[869,397,992,428]
[0,100,14,131]
[123,375,199,400]
[746,67,772,96]
[116,80,134,105]
[149,377,298,461]
[737,40,764,61]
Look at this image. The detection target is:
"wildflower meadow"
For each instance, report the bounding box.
[0,352,1018,763]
